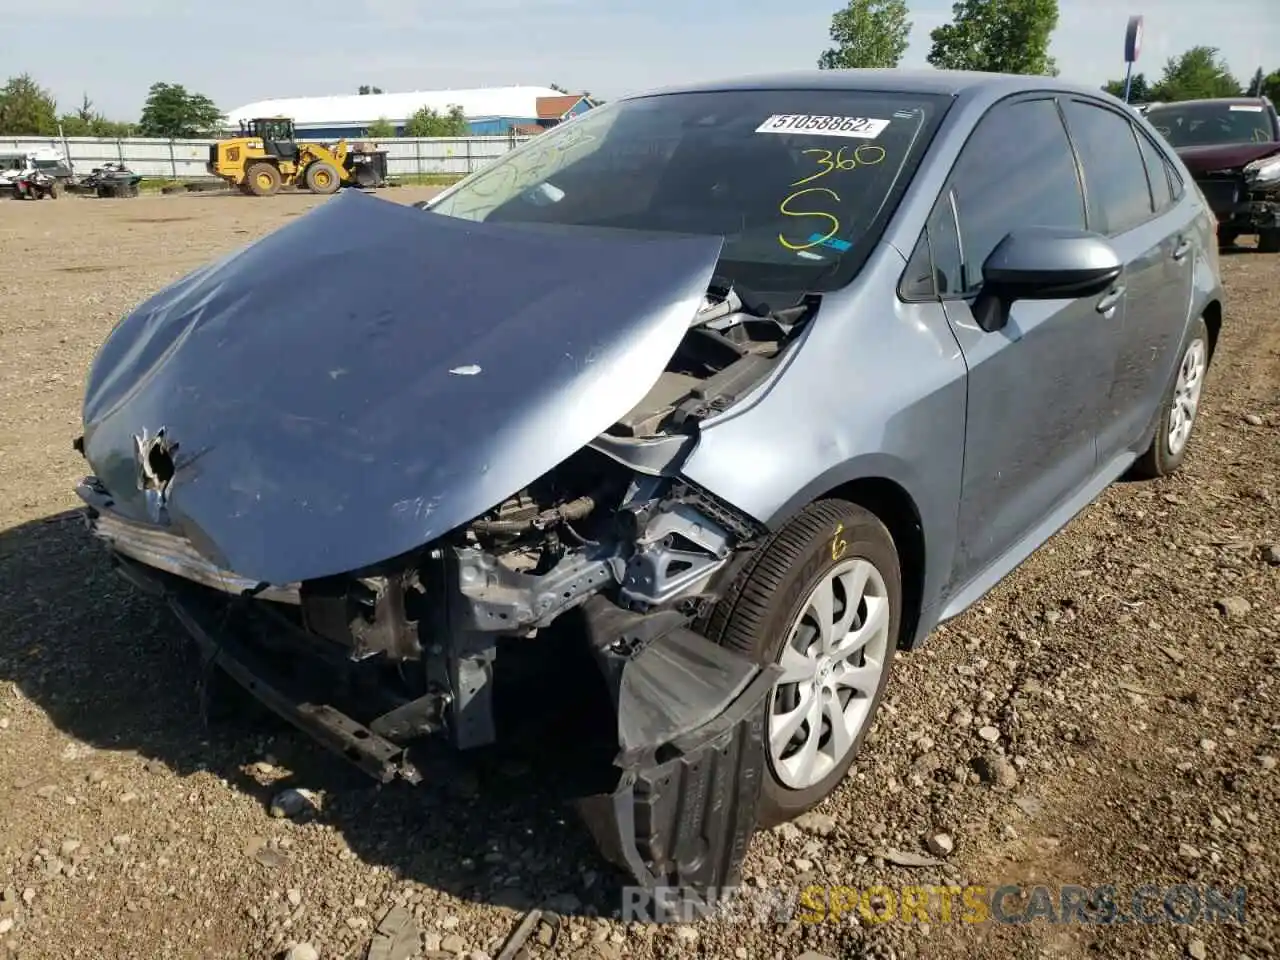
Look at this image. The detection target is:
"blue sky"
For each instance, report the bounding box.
[1,0,1276,120]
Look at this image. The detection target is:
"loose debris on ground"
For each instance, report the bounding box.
[0,195,1277,959]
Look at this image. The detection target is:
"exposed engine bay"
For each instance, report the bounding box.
[265,281,813,748]
[76,278,810,903]
[607,282,813,440]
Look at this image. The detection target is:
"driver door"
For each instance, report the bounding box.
[929,96,1117,590]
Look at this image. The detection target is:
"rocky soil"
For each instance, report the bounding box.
[0,192,1277,960]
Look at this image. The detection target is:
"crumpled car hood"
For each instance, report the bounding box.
[80,191,722,585]
[1175,141,1280,175]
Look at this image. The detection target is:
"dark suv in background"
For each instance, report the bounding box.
[1145,96,1280,250]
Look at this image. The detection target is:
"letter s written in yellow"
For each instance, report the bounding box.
[963,885,990,924]
[778,188,841,251]
[797,885,827,924]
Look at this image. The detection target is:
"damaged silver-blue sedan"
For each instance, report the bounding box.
[74,69,1224,901]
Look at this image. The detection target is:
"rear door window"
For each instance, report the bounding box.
[1135,130,1175,214]
[947,97,1086,294]
[1061,99,1155,235]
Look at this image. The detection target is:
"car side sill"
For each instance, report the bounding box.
[937,450,1137,625]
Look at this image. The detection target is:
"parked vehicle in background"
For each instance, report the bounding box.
[10,167,58,200]
[73,162,143,199]
[73,69,1225,906]
[208,117,389,196]
[1144,96,1280,250]
[0,148,72,189]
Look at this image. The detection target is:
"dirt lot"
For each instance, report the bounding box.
[0,191,1277,960]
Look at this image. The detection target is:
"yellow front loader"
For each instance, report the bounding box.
[207,117,388,197]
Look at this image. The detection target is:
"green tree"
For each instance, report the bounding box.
[1149,47,1242,101]
[366,116,396,138]
[137,82,223,138]
[1246,67,1265,96]
[927,0,1059,76]
[1102,73,1150,102]
[0,73,59,135]
[59,93,133,137]
[818,0,912,69]
[1263,70,1280,103]
[358,85,384,95]
[403,104,468,137]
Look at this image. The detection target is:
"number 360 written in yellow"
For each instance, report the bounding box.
[777,144,886,251]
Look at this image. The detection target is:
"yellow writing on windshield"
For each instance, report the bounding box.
[776,143,888,251]
[791,143,886,186]
[778,187,841,250]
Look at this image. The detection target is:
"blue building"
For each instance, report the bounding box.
[222,86,597,140]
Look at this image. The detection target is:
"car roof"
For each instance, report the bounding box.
[622,68,1115,103]
[1145,96,1271,109]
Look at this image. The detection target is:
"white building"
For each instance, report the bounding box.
[222,86,597,139]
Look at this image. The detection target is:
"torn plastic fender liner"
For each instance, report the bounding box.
[575,597,781,904]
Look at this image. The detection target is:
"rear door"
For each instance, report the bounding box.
[1058,98,1197,458]
[924,96,1116,587]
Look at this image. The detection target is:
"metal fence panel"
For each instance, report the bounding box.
[0,134,530,180]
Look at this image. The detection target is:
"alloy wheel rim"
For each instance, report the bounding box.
[768,556,892,790]
[1167,338,1206,457]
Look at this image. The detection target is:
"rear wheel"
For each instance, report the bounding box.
[1131,315,1209,479]
[304,161,340,195]
[1258,229,1280,253]
[1217,229,1238,249]
[705,499,900,825]
[245,162,281,197]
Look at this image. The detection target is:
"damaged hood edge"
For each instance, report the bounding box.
[80,193,725,585]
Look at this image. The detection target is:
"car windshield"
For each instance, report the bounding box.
[427,88,946,292]
[1145,101,1277,147]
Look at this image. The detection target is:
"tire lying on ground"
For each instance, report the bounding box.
[704,498,902,826]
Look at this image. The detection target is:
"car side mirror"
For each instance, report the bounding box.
[974,227,1123,333]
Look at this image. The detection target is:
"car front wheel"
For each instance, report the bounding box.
[705,499,900,825]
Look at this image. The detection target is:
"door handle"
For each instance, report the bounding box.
[1096,285,1126,314]
[1172,238,1192,261]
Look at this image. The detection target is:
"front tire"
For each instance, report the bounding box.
[1258,229,1280,254]
[1131,316,1209,479]
[705,499,900,825]
[304,161,340,195]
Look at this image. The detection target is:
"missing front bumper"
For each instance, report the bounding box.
[104,544,776,900]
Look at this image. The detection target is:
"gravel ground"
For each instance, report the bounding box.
[0,192,1277,960]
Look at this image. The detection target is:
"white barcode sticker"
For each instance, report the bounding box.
[755,114,890,139]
